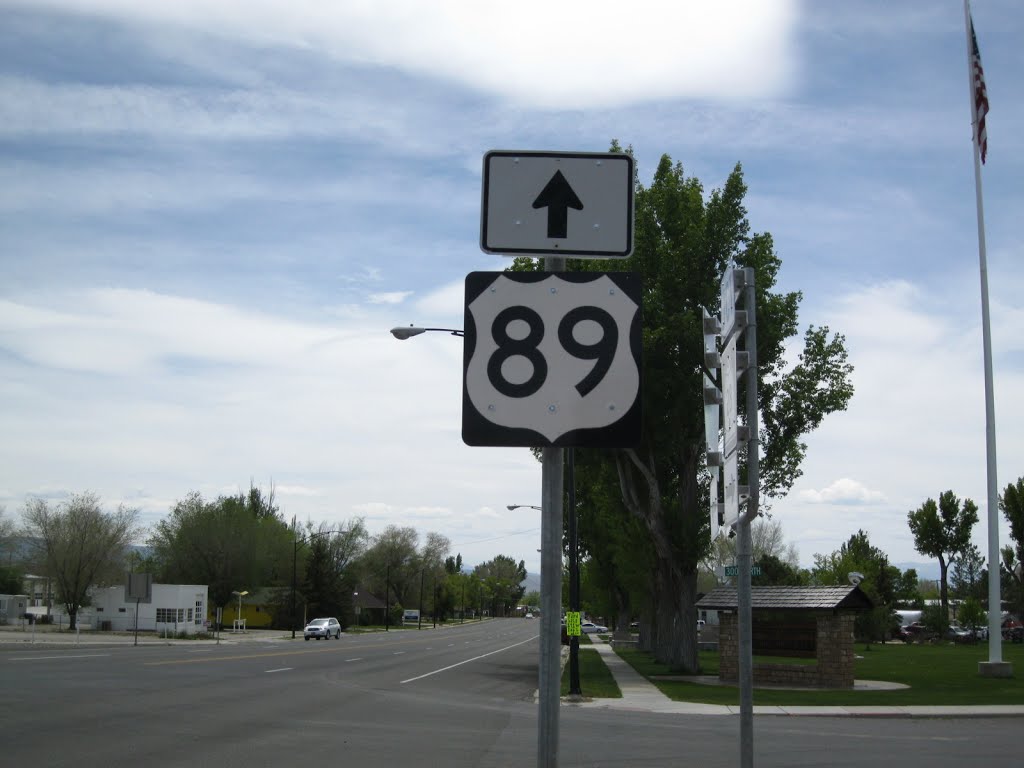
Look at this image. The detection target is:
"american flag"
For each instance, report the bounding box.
[970,15,989,164]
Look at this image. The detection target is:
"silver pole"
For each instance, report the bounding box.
[962,0,1008,674]
[538,255,565,768]
[538,447,564,768]
[737,267,759,768]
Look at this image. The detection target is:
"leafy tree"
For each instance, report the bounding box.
[358,525,419,608]
[920,603,948,641]
[1000,477,1024,621]
[706,517,800,575]
[474,555,526,616]
[21,492,140,630]
[523,589,541,608]
[300,519,368,628]
[752,553,808,587]
[950,543,986,603]
[516,149,853,670]
[355,526,451,621]
[570,456,652,634]
[958,597,986,642]
[907,490,979,615]
[0,564,22,594]
[149,484,291,613]
[893,568,922,607]
[812,530,896,645]
[0,505,16,562]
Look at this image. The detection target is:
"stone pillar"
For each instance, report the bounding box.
[815,613,855,688]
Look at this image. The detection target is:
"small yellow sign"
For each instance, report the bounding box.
[565,611,581,636]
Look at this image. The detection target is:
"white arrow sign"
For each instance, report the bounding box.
[480,151,634,258]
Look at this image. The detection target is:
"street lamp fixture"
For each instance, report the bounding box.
[390,326,464,340]
[231,590,248,631]
[507,504,542,511]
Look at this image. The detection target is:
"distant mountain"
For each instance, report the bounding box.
[522,572,540,594]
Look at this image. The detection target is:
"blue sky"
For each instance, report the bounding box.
[1,0,1022,575]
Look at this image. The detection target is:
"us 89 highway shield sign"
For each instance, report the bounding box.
[462,271,642,447]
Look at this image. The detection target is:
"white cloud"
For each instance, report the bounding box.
[367,291,413,306]
[25,1,797,109]
[797,478,886,506]
[275,485,321,498]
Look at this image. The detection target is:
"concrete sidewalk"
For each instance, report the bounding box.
[568,636,1024,719]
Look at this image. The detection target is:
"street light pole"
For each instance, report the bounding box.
[291,516,298,639]
[510,493,580,698]
[566,448,581,697]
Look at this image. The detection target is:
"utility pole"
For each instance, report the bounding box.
[567,447,581,696]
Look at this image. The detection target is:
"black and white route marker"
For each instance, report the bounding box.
[462,271,642,447]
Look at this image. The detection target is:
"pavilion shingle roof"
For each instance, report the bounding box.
[696,585,873,612]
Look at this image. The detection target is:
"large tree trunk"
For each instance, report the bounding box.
[616,446,702,673]
[652,558,699,671]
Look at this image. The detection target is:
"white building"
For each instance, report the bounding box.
[90,583,209,633]
[0,594,28,625]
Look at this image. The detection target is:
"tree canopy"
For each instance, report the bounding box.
[148,484,292,610]
[22,492,140,630]
[907,490,979,614]
[812,529,899,644]
[474,555,527,617]
[517,148,854,669]
[999,476,1024,621]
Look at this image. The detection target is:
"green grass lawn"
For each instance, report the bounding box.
[611,642,1024,706]
[561,646,622,697]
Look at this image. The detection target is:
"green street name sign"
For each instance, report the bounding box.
[724,564,761,577]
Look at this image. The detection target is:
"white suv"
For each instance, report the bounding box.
[304,617,341,640]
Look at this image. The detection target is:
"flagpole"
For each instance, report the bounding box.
[963,0,1009,676]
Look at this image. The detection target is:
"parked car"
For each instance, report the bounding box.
[969,625,989,641]
[945,623,973,643]
[581,621,608,634]
[903,621,937,643]
[304,617,341,640]
[1003,617,1023,644]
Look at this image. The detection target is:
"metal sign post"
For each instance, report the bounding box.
[473,149,638,768]
[707,266,759,768]
[538,443,564,768]
[736,266,760,768]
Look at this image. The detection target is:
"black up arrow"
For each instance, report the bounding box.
[532,170,583,239]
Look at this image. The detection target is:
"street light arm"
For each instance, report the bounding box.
[507,504,543,511]
[390,325,464,340]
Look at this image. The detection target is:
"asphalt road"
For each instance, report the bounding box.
[2,619,1020,767]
